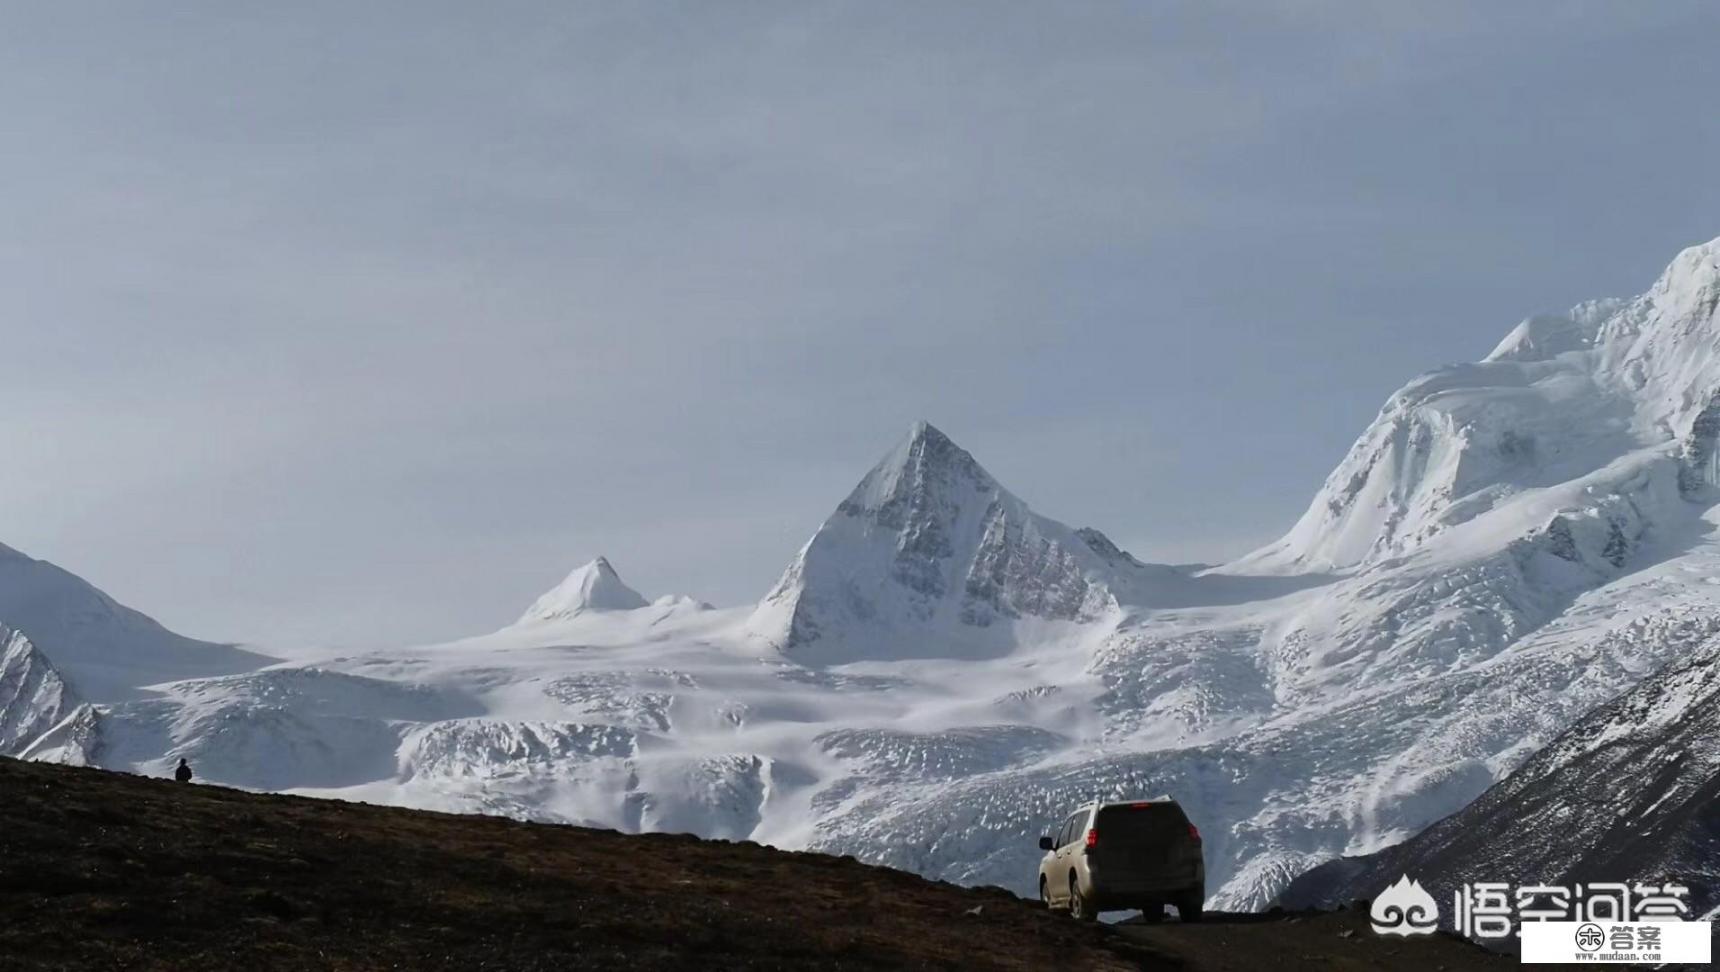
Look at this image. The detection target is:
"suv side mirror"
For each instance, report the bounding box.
[1038,836,1054,851]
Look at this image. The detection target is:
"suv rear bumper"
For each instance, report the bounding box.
[1090,881,1202,905]
[1085,865,1204,908]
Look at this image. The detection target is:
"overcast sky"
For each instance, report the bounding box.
[3,2,1717,649]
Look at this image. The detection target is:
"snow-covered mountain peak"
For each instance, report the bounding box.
[651,594,713,612]
[1241,236,1720,573]
[749,422,1135,664]
[1647,235,1720,308]
[835,420,1000,521]
[0,543,267,700]
[519,557,650,622]
[1589,236,1720,438]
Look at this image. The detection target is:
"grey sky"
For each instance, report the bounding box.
[3,2,1717,648]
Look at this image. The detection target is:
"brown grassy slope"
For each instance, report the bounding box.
[0,758,1163,971]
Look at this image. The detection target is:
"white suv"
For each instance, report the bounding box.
[1036,798,1205,922]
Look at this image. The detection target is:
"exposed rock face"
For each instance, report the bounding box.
[748,422,1128,663]
[0,628,77,756]
[1277,622,1720,922]
[1678,389,1720,495]
[18,703,102,767]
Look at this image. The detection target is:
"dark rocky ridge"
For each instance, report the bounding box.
[1277,628,1720,923]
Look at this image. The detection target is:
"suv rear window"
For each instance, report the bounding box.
[1094,803,1190,845]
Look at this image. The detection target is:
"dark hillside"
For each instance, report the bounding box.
[0,758,1509,970]
[0,757,1151,971]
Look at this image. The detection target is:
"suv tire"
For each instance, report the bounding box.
[1069,876,1095,923]
[1174,890,1204,923]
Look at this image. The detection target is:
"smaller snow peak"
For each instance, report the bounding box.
[1485,313,1600,363]
[518,556,649,623]
[652,594,713,612]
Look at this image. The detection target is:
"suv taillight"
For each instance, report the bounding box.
[1084,828,1098,849]
[1187,824,1201,842]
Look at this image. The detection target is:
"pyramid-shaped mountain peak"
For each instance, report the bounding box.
[518,557,649,623]
[837,421,1000,523]
[750,422,1139,664]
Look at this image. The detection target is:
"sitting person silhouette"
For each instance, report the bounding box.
[174,757,193,783]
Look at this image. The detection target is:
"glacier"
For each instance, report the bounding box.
[6,237,1720,911]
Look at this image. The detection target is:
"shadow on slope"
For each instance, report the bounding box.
[0,757,1517,971]
[0,757,1152,971]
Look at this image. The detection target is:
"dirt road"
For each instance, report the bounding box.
[1116,908,1513,971]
